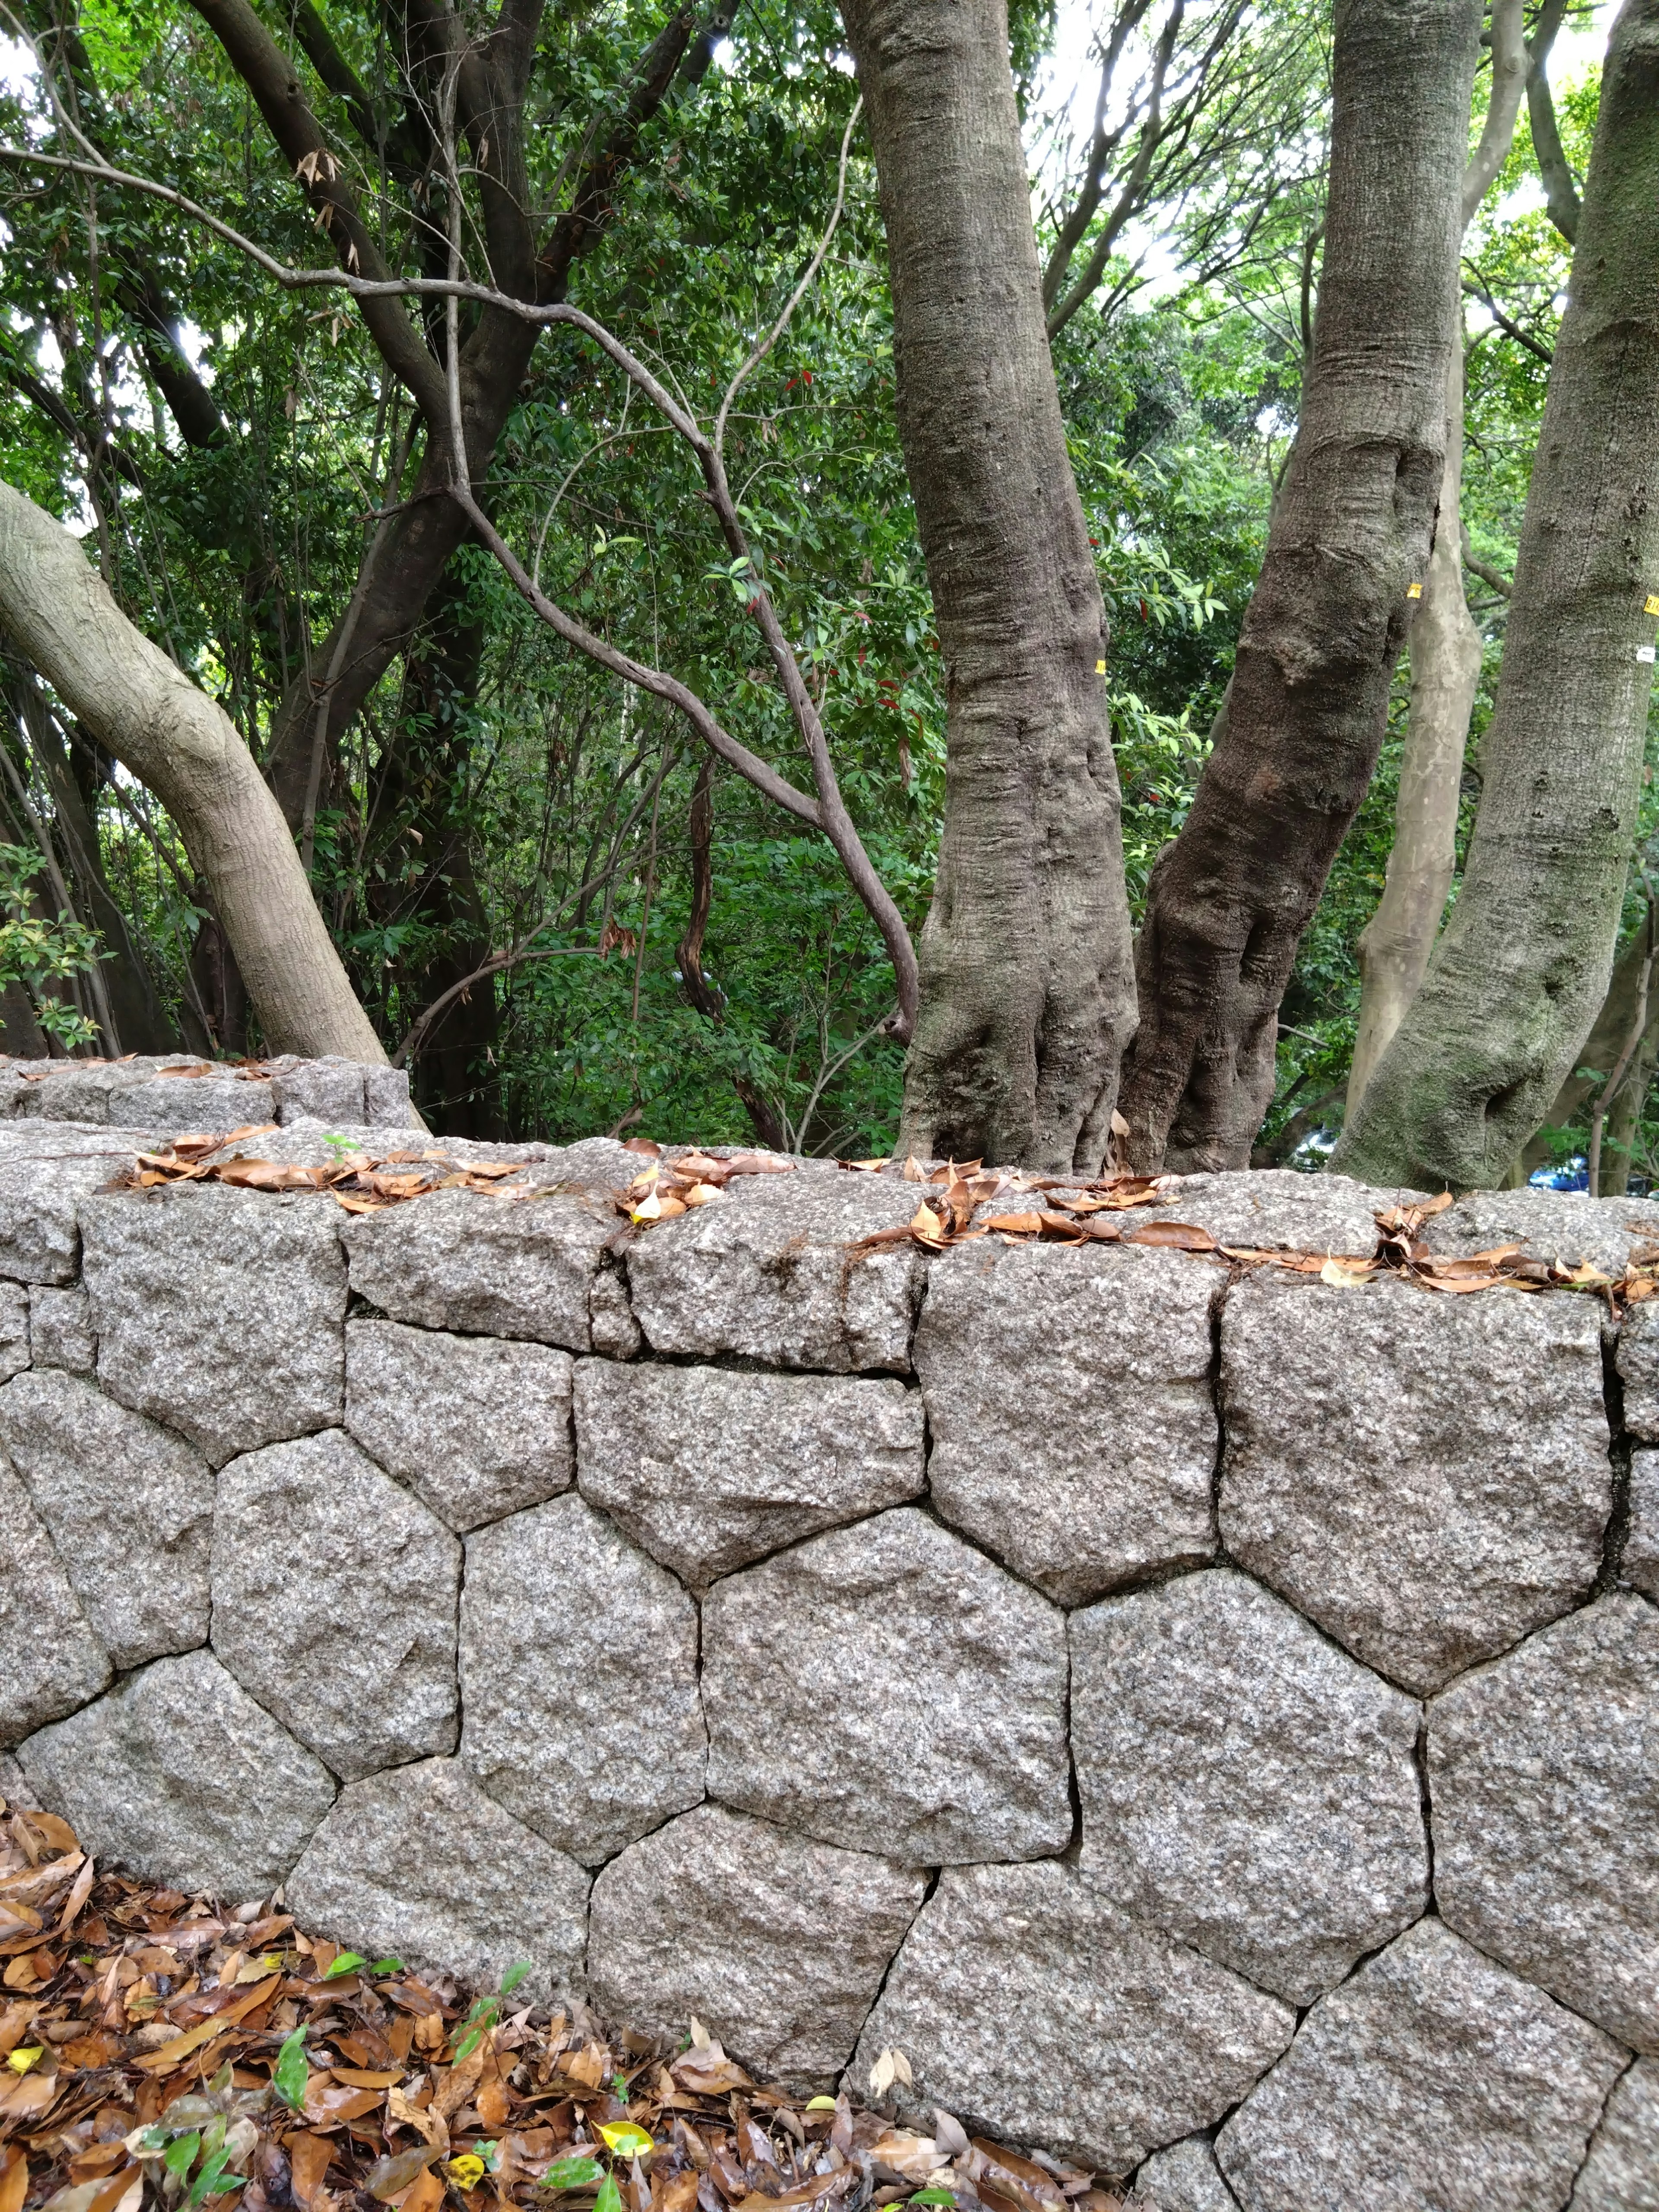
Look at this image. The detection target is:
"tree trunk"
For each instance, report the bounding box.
[1115,0,1480,1174]
[1334,0,1659,1190]
[0,481,387,1063]
[1345,0,1526,1117]
[838,0,1137,1174]
[1513,920,1656,1180]
[1345,345,1482,1110]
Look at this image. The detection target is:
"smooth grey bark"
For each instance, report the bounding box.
[1334,0,1659,1190]
[839,0,1137,1173]
[1116,0,1481,1174]
[0,481,387,1063]
[1345,0,1527,1114]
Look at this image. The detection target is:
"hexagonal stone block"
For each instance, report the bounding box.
[1428,1592,1659,2055]
[0,1129,157,1285]
[0,1371,213,1669]
[1072,1570,1426,2004]
[29,1284,95,1374]
[626,1171,925,1373]
[587,1804,927,2091]
[915,1243,1216,1606]
[346,1320,573,1532]
[82,1184,346,1465]
[849,1860,1294,2177]
[461,1494,704,1864]
[575,1361,924,1591]
[1627,1450,1659,1600]
[343,1188,617,1351]
[115,1074,275,1131]
[269,1056,370,1126]
[213,1430,460,1781]
[286,1758,589,2004]
[1219,1271,1609,1694]
[1569,2059,1659,2211]
[1125,2140,1238,2212]
[1215,1920,1627,2212]
[1157,1168,1410,1256]
[1616,1303,1659,1443]
[703,1506,1070,1863]
[0,1455,108,1746]
[18,1649,336,1897]
[1427,1185,1659,1282]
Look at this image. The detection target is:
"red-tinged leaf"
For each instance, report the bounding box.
[1125,1220,1217,1251]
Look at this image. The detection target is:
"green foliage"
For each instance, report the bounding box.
[0,846,104,1051]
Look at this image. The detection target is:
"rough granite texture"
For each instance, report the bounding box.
[703,1506,1071,1863]
[212,1430,460,1781]
[1219,1271,1609,1692]
[915,1243,1217,1605]
[1428,1593,1659,2055]
[29,1282,95,1373]
[1126,2142,1239,2212]
[460,1493,705,1864]
[1628,1450,1659,1599]
[285,1758,589,2004]
[0,1369,212,1667]
[1215,1920,1627,2212]
[851,1860,1295,2177]
[587,1805,927,2091]
[343,1187,615,1350]
[1569,2059,1659,2211]
[575,1360,924,1589]
[0,1456,109,1744]
[0,1106,1653,2198]
[18,1649,336,1898]
[1071,1569,1427,2003]
[0,1138,156,1285]
[1616,1301,1659,1442]
[82,1184,346,1464]
[1426,1185,1659,1280]
[1159,1168,1409,1256]
[0,1283,26,1382]
[346,1319,574,1532]
[626,1170,925,1371]
[115,1074,275,1131]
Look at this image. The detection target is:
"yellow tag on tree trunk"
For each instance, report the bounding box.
[1406,582,1423,599]
[1095,659,1106,673]
[1645,594,1659,615]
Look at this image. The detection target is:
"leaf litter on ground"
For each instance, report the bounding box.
[0,1802,1128,2212]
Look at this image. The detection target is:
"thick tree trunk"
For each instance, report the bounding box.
[0,481,386,1063]
[1513,921,1656,1180]
[1334,0,1659,1190]
[839,0,1137,1174]
[1345,346,1481,1110]
[1345,0,1526,1117]
[1116,0,1480,1174]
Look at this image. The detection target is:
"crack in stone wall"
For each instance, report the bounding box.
[0,1084,1655,2206]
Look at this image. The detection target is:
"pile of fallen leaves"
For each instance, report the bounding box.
[106,1131,1659,1306]
[0,1802,1125,2212]
[113,1133,540,1217]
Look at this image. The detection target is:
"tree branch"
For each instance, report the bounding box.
[1525,0,1581,245]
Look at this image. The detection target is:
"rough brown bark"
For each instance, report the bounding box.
[1334,0,1659,1189]
[838,0,1137,1174]
[0,481,385,1062]
[1115,0,1480,1174]
[1345,6,1527,1115]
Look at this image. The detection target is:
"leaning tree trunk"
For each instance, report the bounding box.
[0,481,388,1064]
[1345,345,1482,1109]
[839,0,1137,1174]
[1334,0,1659,1190]
[1345,0,1526,1115]
[1116,0,1481,1174]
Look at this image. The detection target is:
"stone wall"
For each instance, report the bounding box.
[0,1077,1655,2211]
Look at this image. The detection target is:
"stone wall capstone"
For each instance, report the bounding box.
[0,1063,1654,2209]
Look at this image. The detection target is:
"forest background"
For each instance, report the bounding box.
[0,0,1636,1177]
